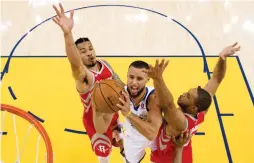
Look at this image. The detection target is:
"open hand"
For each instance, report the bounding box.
[52,3,74,34]
[148,59,169,80]
[220,42,241,60]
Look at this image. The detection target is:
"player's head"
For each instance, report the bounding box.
[75,38,96,68]
[177,86,212,115]
[127,60,149,98]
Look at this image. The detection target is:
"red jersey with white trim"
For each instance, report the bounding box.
[151,111,205,163]
[78,60,119,139]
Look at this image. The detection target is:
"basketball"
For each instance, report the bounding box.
[92,79,125,113]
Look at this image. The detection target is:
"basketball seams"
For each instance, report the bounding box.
[92,83,102,112]
[100,83,122,112]
[99,82,116,113]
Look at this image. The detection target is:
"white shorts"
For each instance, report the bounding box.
[123,130,156,163]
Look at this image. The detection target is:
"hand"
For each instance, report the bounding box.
[112,129,121,142]
[52,3,74,34]
[172,130,192,148]
[116,90,131,117]
[148,59,169,80]
[220,42,241,60]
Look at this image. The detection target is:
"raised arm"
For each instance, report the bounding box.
[117,91,162,141]
[204,42,240,96]
[204,42,240,113]
[148,59,186,131]
[52,3,93,92]
[148,60,173,109]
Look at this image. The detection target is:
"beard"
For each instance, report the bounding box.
[177,101,188,113]
[127,86,145,98]
[87,62,96,68]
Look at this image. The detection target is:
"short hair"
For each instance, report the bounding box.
[196,86,212,112]
[128,60,149,69]
[75,37,90,46]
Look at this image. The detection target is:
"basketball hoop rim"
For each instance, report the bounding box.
[1,104,53,163]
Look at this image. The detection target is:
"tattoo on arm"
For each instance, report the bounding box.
[101,59,124,84]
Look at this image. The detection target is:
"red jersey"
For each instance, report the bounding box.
[79,60,119,139]
[151,111,205,163]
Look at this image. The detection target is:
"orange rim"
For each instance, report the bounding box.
[1,104,53,163]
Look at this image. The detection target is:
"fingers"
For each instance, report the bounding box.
[70,10,74,19]
[55,16,60,22]
[59,3,65,14]
[155,59,159,67]
[159,59,165,67]
[183,130,189,140]
[52,17,60,25]
[231,42,238,47]
[118,97,126,105]
[235,46,241,51]
[162,60,169,71]
[53,5,61,17]
[116,103,125,110]
[171,135,176,143]
[121,90,130,102]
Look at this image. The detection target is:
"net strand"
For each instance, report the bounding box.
[36,135,41,163]
[13,115,20,163]
[19,124,34,160]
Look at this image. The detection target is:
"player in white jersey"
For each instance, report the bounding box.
[117,61,162,163]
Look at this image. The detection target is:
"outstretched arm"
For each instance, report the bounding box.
[148,59,186,131]
[52,3,93,92]
[117,91,162,141]
[204,42,240,114]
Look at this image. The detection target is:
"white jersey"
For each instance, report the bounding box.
[123,86,157,163]
[124,86,155,136]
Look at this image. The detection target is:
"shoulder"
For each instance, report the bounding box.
[100,59,112,67]
[147,88,156,101]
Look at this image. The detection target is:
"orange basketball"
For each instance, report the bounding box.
[92,79,125,113]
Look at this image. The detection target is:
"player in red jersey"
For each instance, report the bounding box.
[52,3,124,162]
[118,43,240,163]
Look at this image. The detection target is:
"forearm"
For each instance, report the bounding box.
[127,113,156,140]
[172,148,183,163]
[153,77,174,109]
[212,57,226,83]
[64,32,84,69]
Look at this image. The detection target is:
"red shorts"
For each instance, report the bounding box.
[151,145,193,163]
[83,113,120,157]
